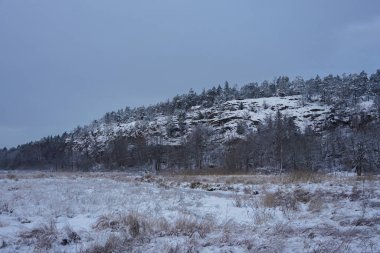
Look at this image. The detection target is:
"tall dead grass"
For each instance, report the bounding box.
[19,220,58,249]
[283,169,324,184]
[88,211,216,252]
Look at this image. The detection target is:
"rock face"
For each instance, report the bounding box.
[66,95,376,155]
[68,96,315,148]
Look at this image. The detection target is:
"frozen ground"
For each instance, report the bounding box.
[0,170,379,253]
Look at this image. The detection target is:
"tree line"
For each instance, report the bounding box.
[100,70,380,124]
[1,70,380,175]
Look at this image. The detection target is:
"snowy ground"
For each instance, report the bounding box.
[0,171,379,253]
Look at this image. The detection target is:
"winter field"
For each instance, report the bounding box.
[0,171,379,253]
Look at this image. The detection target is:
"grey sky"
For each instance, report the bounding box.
[1,0,380,148]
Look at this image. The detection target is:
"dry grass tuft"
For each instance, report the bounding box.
[233,194,244,207]
[126,213,140,238]
[154,217,171,236]
[352,217,380,227]
[31,172,49,179]
[166,244,181,253]
[6,174,18,181]
[262,190,298,212]
[61,225,81,245]
[293,188,312,203]
[19,220,58,249]
[272,222,294,237]
[84,234,125,253]
[93,212,154,239]
[284,169,323,184]
[262,187,312,214]
[174,215,214,238]
[0,202,13,214]
[92,214,113,231]
[253,208,274,225]
[86,213,215,252]
[174,216,199,236]
[349,185,362,201]
[308,190,325,213]
[190,181,202,189]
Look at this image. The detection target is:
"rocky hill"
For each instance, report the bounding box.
[68,94,376,151]
[1,70,380,172]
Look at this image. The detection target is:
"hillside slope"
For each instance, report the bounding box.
[70,96,327,147]
[1,70,380,172]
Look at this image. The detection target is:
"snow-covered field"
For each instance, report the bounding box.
[0,171,379,253]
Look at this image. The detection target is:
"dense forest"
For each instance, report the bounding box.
[1,70,380,175]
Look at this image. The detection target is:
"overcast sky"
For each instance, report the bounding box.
[1,0,380,148]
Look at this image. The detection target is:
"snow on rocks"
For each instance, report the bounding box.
[67,95,334,151]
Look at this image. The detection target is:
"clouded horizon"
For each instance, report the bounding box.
[1,0,380,148]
